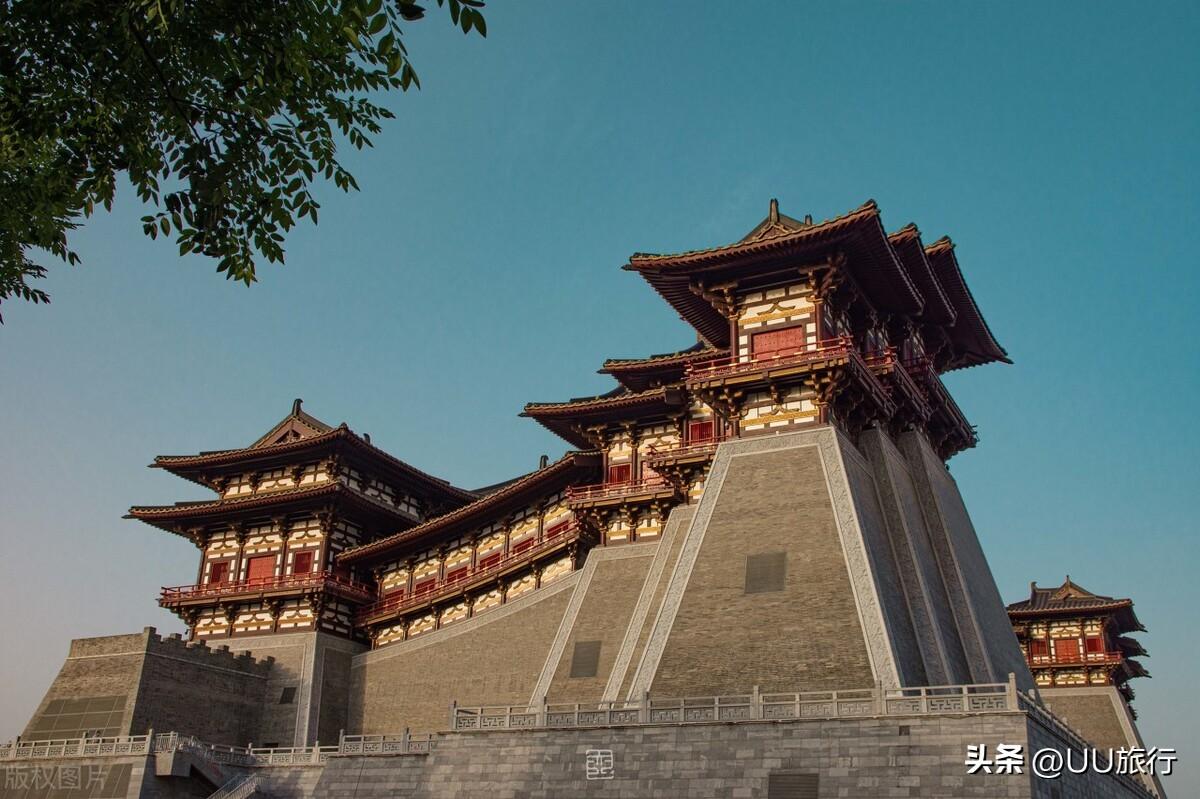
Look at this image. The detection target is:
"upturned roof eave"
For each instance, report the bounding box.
[625,201,928,344]
[339,451,601,565]
[126,481,421,533]
[924,238,1010,369]
[152,426,475,505]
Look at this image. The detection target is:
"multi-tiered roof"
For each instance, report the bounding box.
[133,199,1011,648]
[1008,577,1149,706]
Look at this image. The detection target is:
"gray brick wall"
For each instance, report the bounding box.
[22,629,272,747]
[348,579,575,734]
[900,432,1034,691]
[650,445,875,695]
[2,709,1159,799]
[545,551,655,702]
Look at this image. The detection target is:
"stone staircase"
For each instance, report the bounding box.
[208,773,265,798]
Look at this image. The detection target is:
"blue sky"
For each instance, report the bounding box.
[1,1,1196,791]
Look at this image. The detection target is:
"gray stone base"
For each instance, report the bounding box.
[1,708,1160,798]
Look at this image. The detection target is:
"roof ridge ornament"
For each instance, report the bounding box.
[769,197,779,224]
[292,397,303,415]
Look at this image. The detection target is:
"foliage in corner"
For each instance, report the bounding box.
[0,0,486,320]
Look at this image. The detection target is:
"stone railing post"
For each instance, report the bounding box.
[537,695,548,727]
[640,691,650,724]
[401,728,410,753]
[874,681,885,716]
[1006,672,1018,710]
[751,685,762,720]
[448,700,458,731]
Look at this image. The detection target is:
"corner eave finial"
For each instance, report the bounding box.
[769,198,779,224]
[292,398,303,415]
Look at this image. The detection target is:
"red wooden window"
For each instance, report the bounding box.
[688,420,714,443]
[1029,640,1049,657]
[292,551,314,575]
[413,577,437,596]
[246,555,275,584]
[209,561,230,584]
[511,537,536,555]
[445,566,469,584]
[477,552,503,570]
[1085,636,1104,654]
[751,326,807,359]
[607,463,631,484]
[545,519,571,539]
[1055,638,1080,662]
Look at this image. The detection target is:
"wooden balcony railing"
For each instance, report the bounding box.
[684,337,853,382]
[355,525,580,625]
[565,476,676,504]
[1029,651,1125,667]
[159,570,373,607]
[903,356,974,434]
[865,347,932,415]
[643,432,729,462]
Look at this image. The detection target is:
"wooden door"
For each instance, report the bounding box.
[246,555,276,584]
[688,420,714,442]
[209,561,230,584]
[1055,638,1080,663]
[292,551,314,575]
[607,463,631,484]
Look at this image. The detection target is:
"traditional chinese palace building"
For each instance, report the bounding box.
[1005,576,1159,796]
[1009,577,1150,704]
[8,200,1165,799]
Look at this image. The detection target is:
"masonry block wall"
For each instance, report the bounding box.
[900,431,1034,690]
[21,633,148,741]
[348,575,578,734]
[0,707,1160,799]
[647,438,878,695]
[21,628,272,746]
[861,427,969,684]
[1037,686,1164,797]
[130,631,271,746]
[541,545,657,703]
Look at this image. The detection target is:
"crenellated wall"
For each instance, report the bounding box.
[22,628,273,747]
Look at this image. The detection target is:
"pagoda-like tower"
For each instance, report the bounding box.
[128,399,475,642]
[1007,577,1150,705]
[522,200,1008,550]
[1007,577,1160,796]
[518,199,1031,695]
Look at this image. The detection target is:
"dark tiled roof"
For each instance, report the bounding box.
[126,482,416,536]
[523,386,671,415]
[599,342,724,392]
[153,415,475,504]
[339,451,600,564]
[1007,577,1144,632]
[1116,636,1148,658]
[600,340,716,370]
[887,224,957,326]
[923,238,1010,370]
[625,200,924,346]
